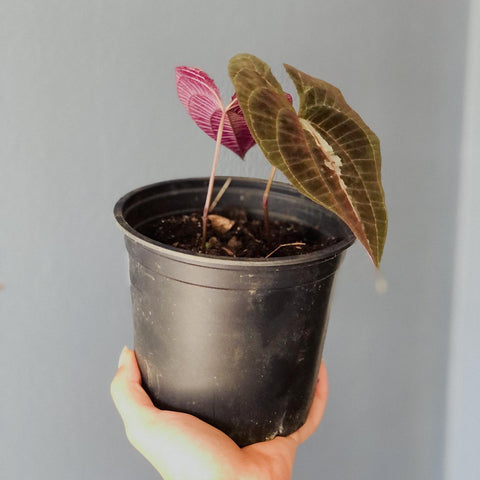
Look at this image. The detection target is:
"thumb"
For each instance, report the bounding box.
[110,347,156,428]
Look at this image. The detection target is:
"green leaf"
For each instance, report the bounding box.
[228,54,387,266]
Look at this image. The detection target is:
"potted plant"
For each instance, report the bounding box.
[114,53,387,447]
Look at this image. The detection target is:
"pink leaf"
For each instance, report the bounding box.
[176,67,255,159]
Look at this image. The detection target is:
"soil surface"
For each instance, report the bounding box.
[140,206,341,259]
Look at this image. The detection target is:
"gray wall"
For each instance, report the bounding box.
[0,1,471,479]
[445,1,480,479]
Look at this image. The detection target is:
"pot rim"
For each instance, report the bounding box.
[114,176,355,269]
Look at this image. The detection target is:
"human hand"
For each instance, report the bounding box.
[110,347,328,480]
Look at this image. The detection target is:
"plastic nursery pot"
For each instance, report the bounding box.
[114,177,354,447]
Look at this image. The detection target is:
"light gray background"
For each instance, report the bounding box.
[1,1,478,479]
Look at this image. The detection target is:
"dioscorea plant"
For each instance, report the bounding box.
[177,54,387,266]
[229,54,387,266]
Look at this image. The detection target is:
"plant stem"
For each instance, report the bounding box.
[209,177,232,213]
[263,166,276,239]
[202,110,228,248]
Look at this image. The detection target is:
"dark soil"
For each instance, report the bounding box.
[139,206,341,259]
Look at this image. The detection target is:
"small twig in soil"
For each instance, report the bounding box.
[209,177,232,213]
[244,229,263,244]
[265,242,306,259]
[221,246,235,256]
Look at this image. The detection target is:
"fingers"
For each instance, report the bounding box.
[289,360,328,444]
[110,347,156,429]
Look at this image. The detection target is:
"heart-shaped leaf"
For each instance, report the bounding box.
[176,66,255,158]
[228,54,387,266]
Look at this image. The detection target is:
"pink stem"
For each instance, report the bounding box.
[202,109,228,248]
[263,166,276,239]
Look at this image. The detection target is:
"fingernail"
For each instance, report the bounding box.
[118,346,129,368]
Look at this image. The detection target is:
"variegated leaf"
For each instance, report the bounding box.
[228,54,387,266]
[175,66,255,159]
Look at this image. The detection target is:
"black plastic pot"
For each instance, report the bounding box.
[114,177,354,447]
